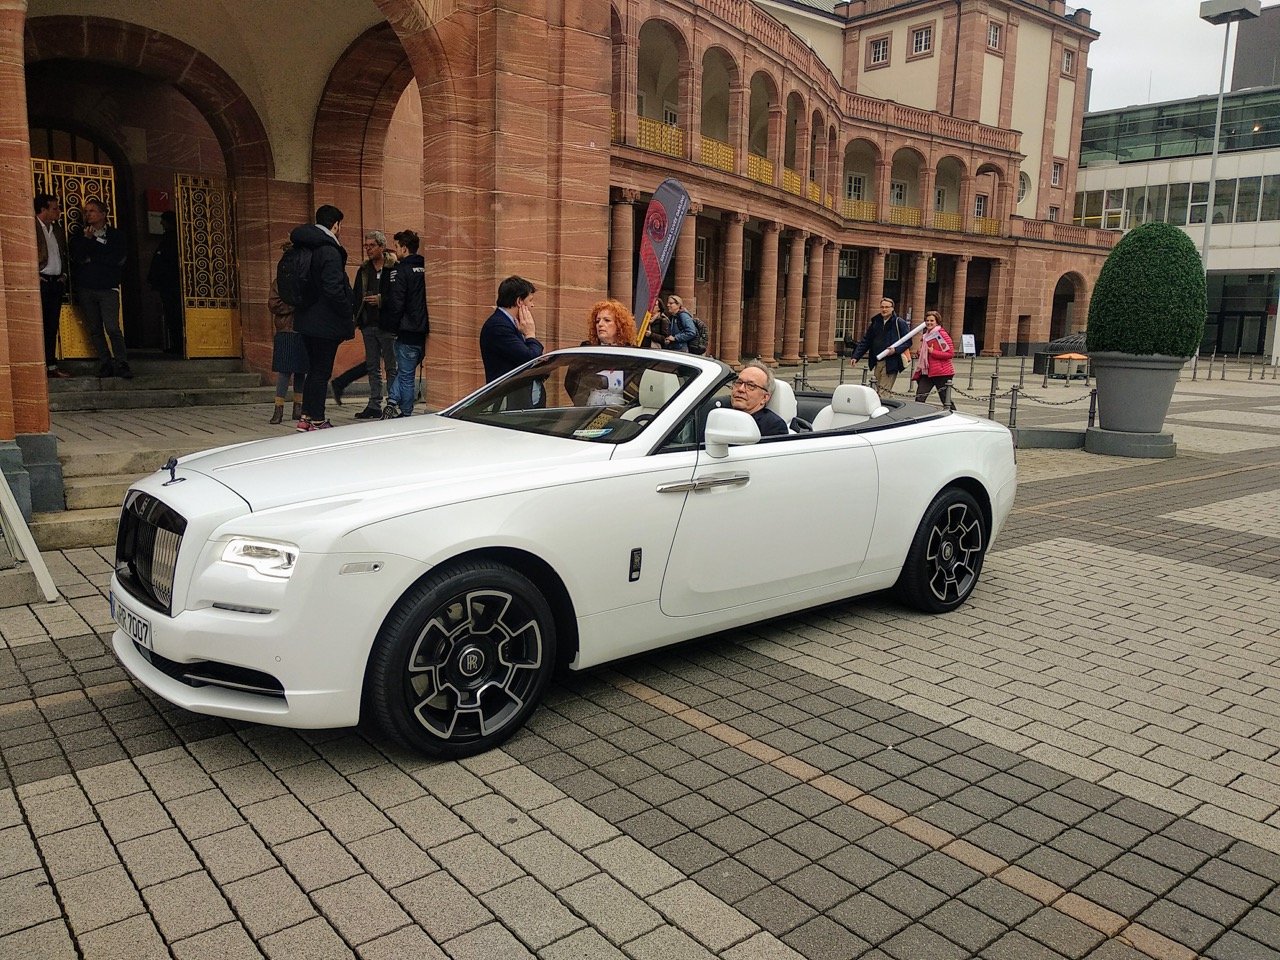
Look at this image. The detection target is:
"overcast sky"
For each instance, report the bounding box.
[1084,0,1249,111]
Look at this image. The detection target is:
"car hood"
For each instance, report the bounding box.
[174,415,612,511]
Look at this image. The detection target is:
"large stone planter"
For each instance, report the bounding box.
[1090,352,1187,432]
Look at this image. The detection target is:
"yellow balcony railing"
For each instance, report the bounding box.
[700,135,735,173]
[933,211,962,231]
[975,216,1001,235]
[611,111,620,144]
[842,199,877,221]
[807,181,821,203]
[747,153,773,185]
[782,168,802,195]
[637,116,683,158]
[888,205,922,227]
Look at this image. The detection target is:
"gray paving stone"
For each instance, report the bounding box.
[346,828,437,889]
[258,915,352,960]
[441,919,535,958]
[118,827,202,888]
[0,869,62,937]
[312,874,410,946]
[76,914,168,960]
[1017,907,1104,960]
[622,923,716,960]
[165,787,245,841]
[192,824,278,885]
[58,864,143,936]
[392,871,492,942]
[782,914,870,960]
[225,866,316,938]
[142,870,234,942]
[169,921,263,960]
[735,885,817,936]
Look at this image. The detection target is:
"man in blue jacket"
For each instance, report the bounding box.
[290,205,354,430]
[850,297,910,397]
[479,276,541,383]
[71,199,130,379]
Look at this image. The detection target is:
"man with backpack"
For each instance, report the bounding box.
[283,204,354,430]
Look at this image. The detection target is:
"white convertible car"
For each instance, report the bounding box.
[110,348,1016,758]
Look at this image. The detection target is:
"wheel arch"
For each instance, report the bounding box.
[940,476,993,536]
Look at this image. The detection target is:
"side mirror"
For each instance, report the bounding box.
[704,408,761,458]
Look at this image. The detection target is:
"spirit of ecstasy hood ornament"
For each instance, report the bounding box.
[161,456,185,486]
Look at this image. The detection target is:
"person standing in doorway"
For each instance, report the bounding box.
[332,230,398,419]
[382,230,429,419]
[849,297,910,397]
[148,210,184,355]
[35,193,70,379]
[289,204,354,431]
[71,198,130,379]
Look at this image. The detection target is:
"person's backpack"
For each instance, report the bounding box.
[689,315,709,355]
[275,245,316,308]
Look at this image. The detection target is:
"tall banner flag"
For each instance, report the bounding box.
[633,179,691,346]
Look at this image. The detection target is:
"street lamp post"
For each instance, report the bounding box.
[1198,0,1261,273]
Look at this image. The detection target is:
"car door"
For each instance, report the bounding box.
[658,425,878,618]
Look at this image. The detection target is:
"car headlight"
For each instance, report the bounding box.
[221,538,299,579]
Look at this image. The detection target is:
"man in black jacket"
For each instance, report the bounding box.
[290,205,354,430]
[71,199,131,379]
[383,229,429,418]
[331,230,397,420]
[850,297,910,397]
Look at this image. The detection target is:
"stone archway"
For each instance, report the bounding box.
[1051,271,1088,341]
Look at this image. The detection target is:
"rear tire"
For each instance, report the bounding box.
[367,560,556,759]
[894,488,987,613]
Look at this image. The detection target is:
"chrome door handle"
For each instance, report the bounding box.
[656,481,698,493]
[693,473,749,491]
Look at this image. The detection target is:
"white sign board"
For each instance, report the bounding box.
[961,334,976,356]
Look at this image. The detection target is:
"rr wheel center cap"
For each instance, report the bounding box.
[455,643,487,680]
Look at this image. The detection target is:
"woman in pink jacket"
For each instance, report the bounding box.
[913,309,955,409]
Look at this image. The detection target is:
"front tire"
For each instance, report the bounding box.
[368,560,556,759]
[894,488,987,613]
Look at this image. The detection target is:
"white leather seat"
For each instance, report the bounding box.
[812,384,889,430]
[765,377,797,430]
[621,369,680,419]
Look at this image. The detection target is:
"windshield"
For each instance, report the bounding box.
[443,351,701,443]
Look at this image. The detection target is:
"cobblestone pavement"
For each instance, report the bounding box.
[3,372,1280,958]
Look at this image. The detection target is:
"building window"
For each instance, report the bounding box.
[662,103,678,127]
[868,34,891,68]
[889,181,907,206]
[934,187,947,211]
[909,24,934,59]
[928,257,938,283]
[1018,171,1030,204]
[1062,49,1075,76]
[975,194,989,217]
[1048,206,1060,222]
[845,173,865,201]
[695,236,708,282]
[1052,162,1064,187]
[885,253,900,281]
[987,22,1002,51]
[838,249,859,278]
[742,236,753,266]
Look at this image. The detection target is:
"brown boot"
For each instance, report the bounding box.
[269,403,284,425]
[292,401,303,420]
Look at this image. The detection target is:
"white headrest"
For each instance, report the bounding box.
[637,369,679,408]
[766,377,797,424]
[830,384,884,418]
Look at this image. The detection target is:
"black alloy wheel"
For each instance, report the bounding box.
[894,487,987,613]
[368,560,556,758]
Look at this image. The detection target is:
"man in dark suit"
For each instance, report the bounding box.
[35,193,70,379]
[289,204,355,430]
[71,198,130,379]
[850,297,910,397]
[479,275,542,383]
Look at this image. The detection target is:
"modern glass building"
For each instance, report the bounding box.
[1076,86,1280,359]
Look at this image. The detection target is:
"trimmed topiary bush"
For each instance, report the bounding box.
[1086,221,1207,357]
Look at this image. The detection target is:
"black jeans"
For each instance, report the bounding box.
[40,277,64,366]
[300,335,341,421]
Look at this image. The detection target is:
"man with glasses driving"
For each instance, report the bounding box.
[729,360,787,437]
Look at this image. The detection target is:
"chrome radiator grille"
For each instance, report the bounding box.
[116,491,187,615]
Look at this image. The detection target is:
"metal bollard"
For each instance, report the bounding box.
[1191,354,1199,381]
[861,367,869,386]
[1084,363,1091,387]
[987,374,998,421]
[1009,385,1019,429]
[1221,355,1227,380]
[838,357,846,384]
[1064,360,1071,388]
[1018,356,1026,389]
[1249,356,1255,380]
[994,355,1001,382]
[967,355,975,390]
[1088,388,1097,428]
[1041,361,1050,389]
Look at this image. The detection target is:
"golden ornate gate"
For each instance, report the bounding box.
[31,158,119,360]
[174,174,241,357]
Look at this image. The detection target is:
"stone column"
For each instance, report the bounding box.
[984,257,1009,355]
[918,167,935,228]
[675,201,701,309]
[911,252,930,324]
[961,176,976,233]
[609,188,639,304]
[951,254,971,332]
[781,230,807,364]
[729,82,748,178]
[756,222,780,363]
[719,212,746,366]
[867,247,888,330]
[875,158,893,222]
[768,105,785,188]
[804,237,826,359]
[821,242,839,358]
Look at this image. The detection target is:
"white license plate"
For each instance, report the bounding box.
[110,591,153,652]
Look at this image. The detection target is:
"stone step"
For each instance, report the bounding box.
[49,372,265,394]
[32,507,119,551]
[64,473,141,511]
[51,386,278,412]
[57,357,249,376]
